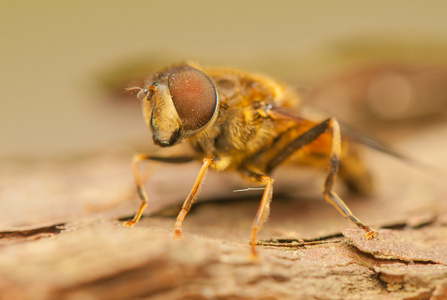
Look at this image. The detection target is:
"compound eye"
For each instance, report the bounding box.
[168,66,217,131]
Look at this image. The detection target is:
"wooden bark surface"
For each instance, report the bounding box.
[1,122,447,300]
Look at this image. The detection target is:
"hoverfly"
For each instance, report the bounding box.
[124,62,379,257]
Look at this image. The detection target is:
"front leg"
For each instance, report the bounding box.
[173,157,213,238]
[124,154,195,227]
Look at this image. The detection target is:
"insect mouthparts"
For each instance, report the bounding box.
[152,130,181,147]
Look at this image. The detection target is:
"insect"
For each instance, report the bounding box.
[124,62,378,257]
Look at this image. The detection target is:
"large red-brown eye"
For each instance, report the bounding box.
[168,66,217,131]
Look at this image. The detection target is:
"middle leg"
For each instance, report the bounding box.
[241,170,275,259]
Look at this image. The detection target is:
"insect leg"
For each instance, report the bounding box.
[321,118,377,239]
[173,157,213,238]
[241,170,274,258]
[124,154,195,227]
[266,118,377,239]
[266,119,333,173]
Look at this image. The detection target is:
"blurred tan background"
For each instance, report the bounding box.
[2,1,447,160]
[2,4,447,298]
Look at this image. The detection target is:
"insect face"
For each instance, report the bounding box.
[139,65,219,147]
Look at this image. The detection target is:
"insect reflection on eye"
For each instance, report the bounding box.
[124,62,383,259]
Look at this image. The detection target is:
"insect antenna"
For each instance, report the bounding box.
[124,86,143,93]
[124,79,143,92]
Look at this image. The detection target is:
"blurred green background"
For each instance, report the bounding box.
[2,1,447,160]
